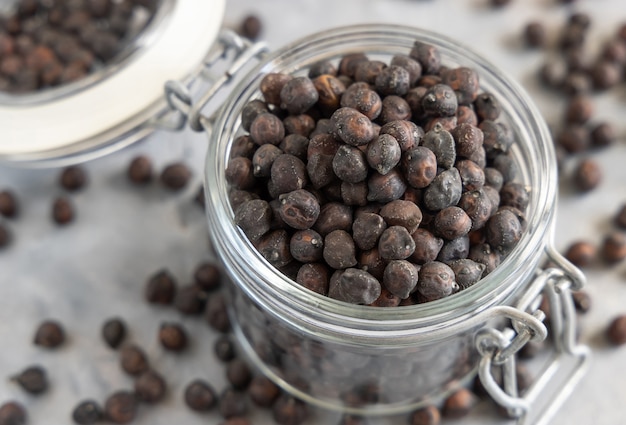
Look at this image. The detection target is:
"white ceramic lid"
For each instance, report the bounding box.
[0,0,225,164]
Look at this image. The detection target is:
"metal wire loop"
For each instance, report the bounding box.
[164,80,192,114]
[474,243,590,425]
[545,244,586,291]
[479,352,528,418]
[158,30,268,133]
[188,39,269,132]
[475,327,506,357]
[218,29,247,54]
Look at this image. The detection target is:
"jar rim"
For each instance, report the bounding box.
[205,24,557,332]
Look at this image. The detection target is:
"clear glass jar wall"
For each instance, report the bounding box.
[204,25,557,415]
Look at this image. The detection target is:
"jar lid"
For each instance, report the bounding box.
[0,0,225,166]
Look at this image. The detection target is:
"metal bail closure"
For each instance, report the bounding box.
[475,244,591,425]
[160,30,269,133]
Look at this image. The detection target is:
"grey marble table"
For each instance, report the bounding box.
[1,0,626,424]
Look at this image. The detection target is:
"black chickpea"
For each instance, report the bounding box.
[249,375,281,407]
[524,21,547,48]
[260,73,292,106]
[418,261,457,301]
[0,190,18,219]
[296,262,330,295]
[72,400,103,425]
[184,380,218,411]
[565,241,597,268]
[331,268,381,305]
[33,320,65,348]
[119,345,149,376]
[607,315,626,346]
[104,391,138,424]
[158,323,188,352]
[134,370,167,403]
[11,365,48,395]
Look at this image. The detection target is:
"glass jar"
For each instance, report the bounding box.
[0,0,224,166]
[203,24,590,421]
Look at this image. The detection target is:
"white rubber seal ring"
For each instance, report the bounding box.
[0,0,225,156]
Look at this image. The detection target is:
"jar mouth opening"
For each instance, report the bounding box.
[206,24,557,325]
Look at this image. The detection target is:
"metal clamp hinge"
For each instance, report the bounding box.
[158,30,269,132]
[475,246,591,425]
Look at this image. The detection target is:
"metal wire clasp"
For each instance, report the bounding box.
[475,244,590,425]
[159,30,269,132]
